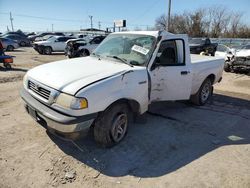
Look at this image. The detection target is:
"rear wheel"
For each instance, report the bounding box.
[20,41,26,46]
[6,45,14,51]
[44,46,52,55]
[190,78,212,105]
[94,103,130,147]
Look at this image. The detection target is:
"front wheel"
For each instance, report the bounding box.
[94,103,130,147]
[190,78,212,105]
[44,46,52,55]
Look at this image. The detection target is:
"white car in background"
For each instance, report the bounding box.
[33,36,75,55]
[215,44,233,58]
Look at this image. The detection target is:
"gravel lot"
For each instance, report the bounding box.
[0,48,250,188]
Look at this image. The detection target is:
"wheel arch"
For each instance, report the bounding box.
[100,98,141,119]
[206,74,215,84]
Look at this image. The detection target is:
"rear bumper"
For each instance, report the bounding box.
[20,87,97,133]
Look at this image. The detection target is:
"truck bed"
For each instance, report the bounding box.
[190,54,224,95]
[191,54,224,64]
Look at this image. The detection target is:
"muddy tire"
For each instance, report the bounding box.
[94,103,130,147]
[190,78,212,106]
[44,46,52,55]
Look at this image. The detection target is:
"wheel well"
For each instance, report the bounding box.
[207,74,215,84]
[106,99,140,115]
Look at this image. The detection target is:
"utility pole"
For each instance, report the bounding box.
[98,21,101,30]
[167,0,171,31]
[52,24,54,32]
[89,16,93,29]
[10,12,14,31]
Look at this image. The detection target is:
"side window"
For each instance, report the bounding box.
[57,37,66,42]
[157,39,185,66]
[91,37,101,44]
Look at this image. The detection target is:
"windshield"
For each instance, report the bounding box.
[93,34,156,66]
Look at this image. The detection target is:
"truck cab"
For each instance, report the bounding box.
[21,31,224,147]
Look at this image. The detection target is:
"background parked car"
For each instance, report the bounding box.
[29,32,65,42]
[33,36,75,55]
[65,36,105,58]
[224,44,250,72]
[0,37,19,51]
[215,44,232,58]
[3,34,30,46]
[189,38,218,56]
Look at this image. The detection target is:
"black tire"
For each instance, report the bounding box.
[94,103,130,147]
[4,63,12,70]
[224,62,231,72]
[44,46,52,55]
[6,45,14,51]
[79,49,89,57]
[20,41,26,47]
[190,78,212,106]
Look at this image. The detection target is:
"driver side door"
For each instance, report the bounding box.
[149,37,192,102]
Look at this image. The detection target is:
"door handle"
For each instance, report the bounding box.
[181,71,190,75]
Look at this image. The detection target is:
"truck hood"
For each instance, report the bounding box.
[27,56,131,95]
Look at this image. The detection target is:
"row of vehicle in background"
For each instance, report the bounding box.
[32,34,106,56]
[189,38,218,56]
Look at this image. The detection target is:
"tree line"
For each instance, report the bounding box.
[155,6,250,38]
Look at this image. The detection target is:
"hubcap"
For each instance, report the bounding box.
[201,82,210,103]
[111,113,128,142]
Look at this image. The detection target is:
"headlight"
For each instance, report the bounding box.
[56,93,88,110]
[23,74,28,89]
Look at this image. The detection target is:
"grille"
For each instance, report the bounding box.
[28,80,51,100]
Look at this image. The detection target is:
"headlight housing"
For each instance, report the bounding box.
[56,93,88,110]
[23,74,28,89]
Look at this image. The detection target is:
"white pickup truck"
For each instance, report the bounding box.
[21,31,224,147]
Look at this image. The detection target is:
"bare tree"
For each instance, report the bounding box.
[155,5,250,38]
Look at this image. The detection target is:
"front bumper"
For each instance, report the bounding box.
[20,87,97,133]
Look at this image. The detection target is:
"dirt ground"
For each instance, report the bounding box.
[0,48,250,188]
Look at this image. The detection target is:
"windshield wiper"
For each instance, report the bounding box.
[91,53,101,60]
[106,55,133,67]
